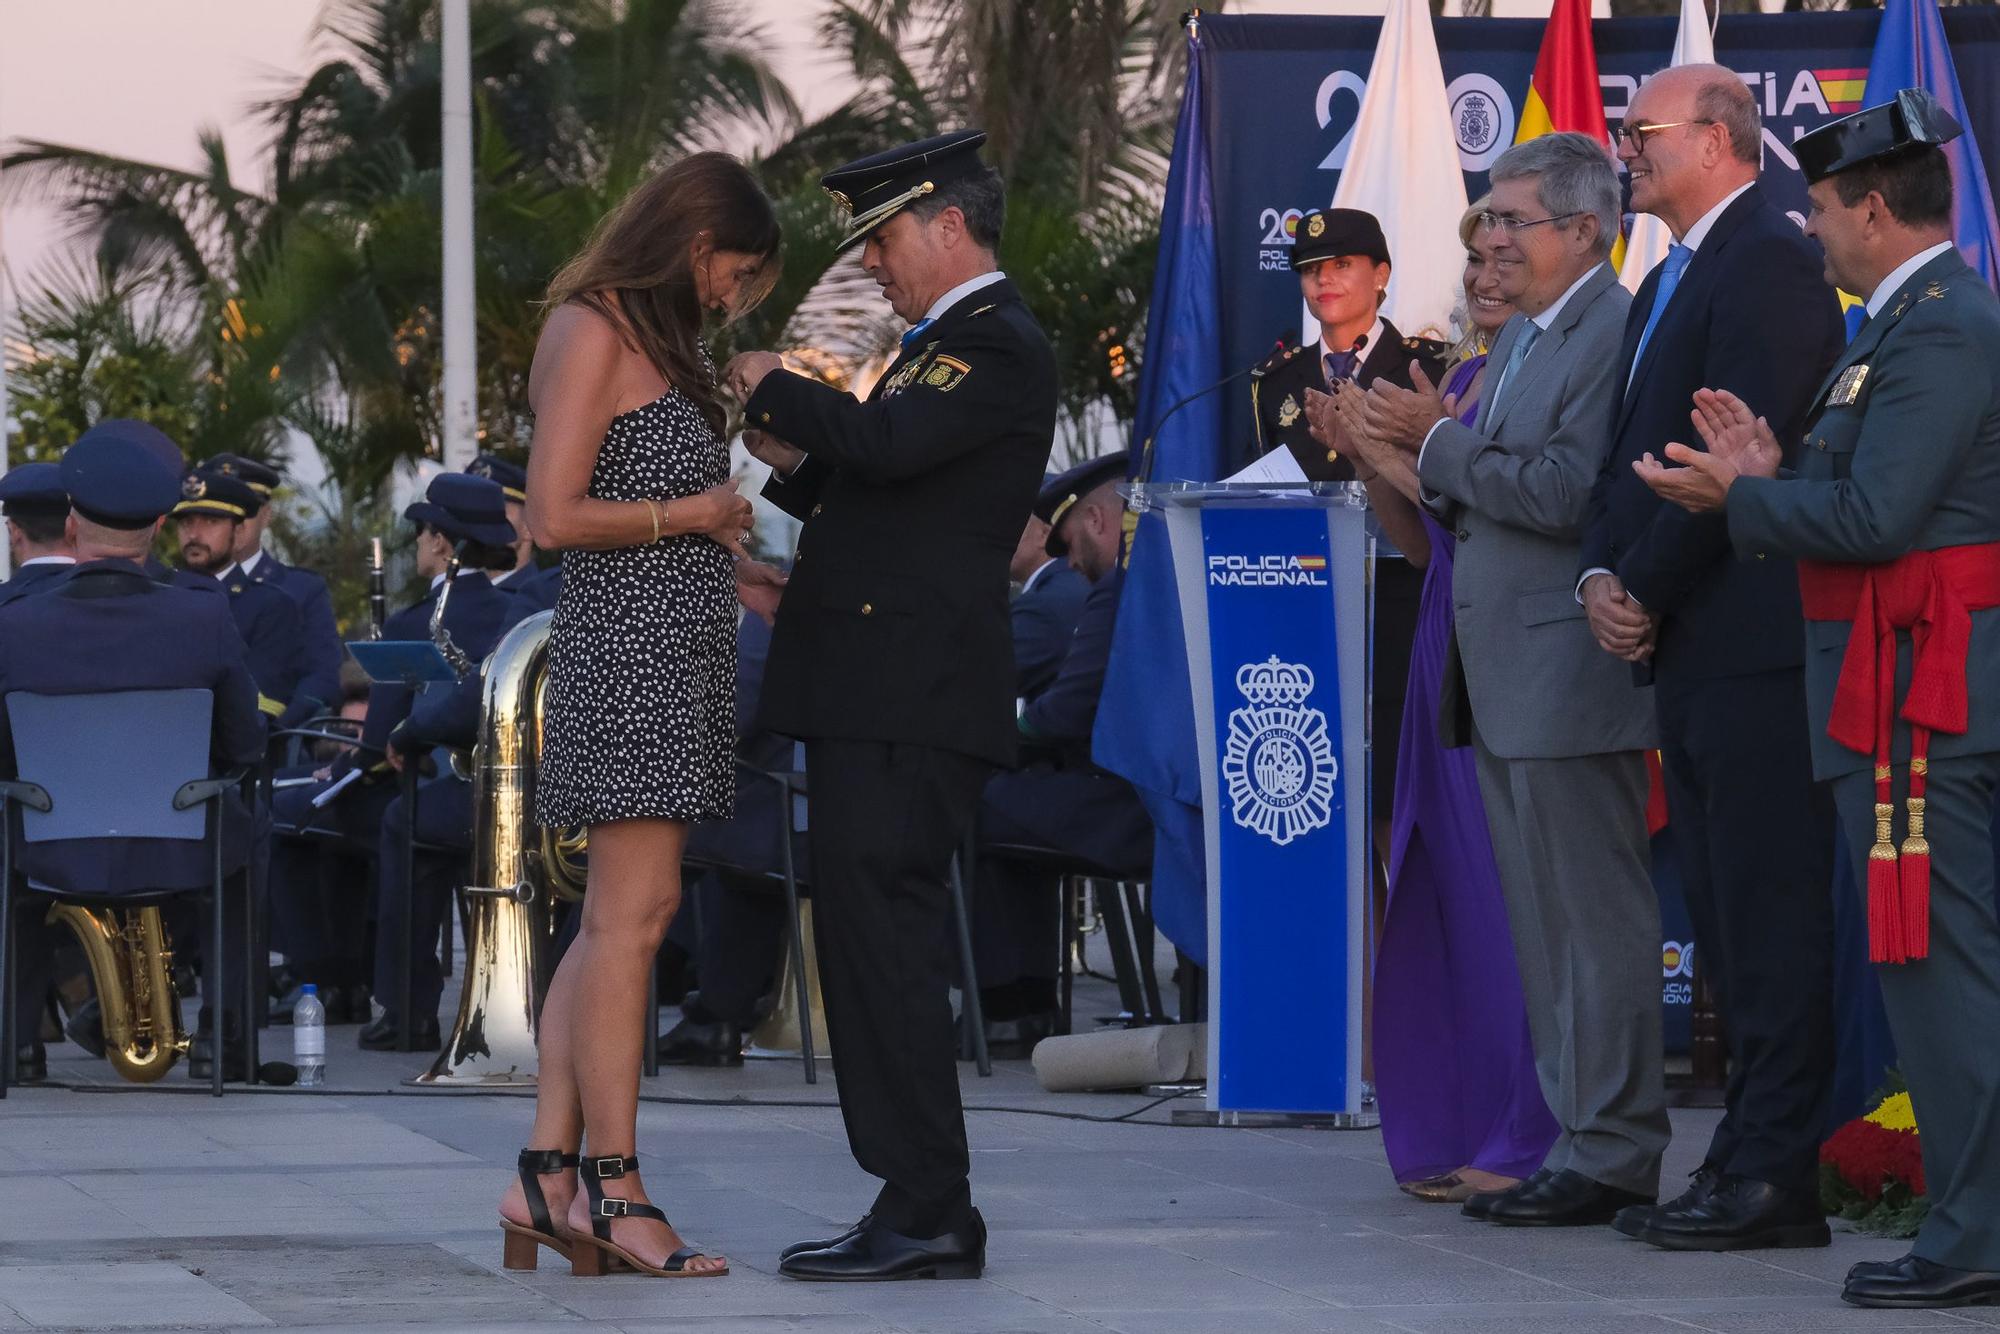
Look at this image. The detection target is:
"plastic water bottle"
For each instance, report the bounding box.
[292,985,326,1087]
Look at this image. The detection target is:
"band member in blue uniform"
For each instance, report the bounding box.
[725,129,1055,1281]
[172,471,313,726]
[467,451,541,593]
[0,428,266,1081]
[0,464,77,607]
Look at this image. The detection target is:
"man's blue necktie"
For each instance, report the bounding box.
[900,317,936,352]
[1630,243,1693,374]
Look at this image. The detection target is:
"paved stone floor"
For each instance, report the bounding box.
[0,963,1980,1333]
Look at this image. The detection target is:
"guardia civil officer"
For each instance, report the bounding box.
[724,130,1056,1281]
[0,428,266,1082]
[0,464,77,605]
[172,469,314,726]
[207,453,346,728]
[1637,89,2000,1309]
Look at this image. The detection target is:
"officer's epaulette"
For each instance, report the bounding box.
[1405,334,1451,354]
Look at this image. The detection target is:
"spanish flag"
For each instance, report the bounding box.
[1515,0,1623,267]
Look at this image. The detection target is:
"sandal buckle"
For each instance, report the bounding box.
[590,1156,628,1178]
[596,1198,630,1218]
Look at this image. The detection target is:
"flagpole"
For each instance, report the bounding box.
[440,0,477,473]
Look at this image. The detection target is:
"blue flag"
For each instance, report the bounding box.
[1864,0,2000,288]
[1092,28,1224,965]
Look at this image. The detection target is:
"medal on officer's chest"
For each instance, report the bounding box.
[882,344,937,399]
[1277,394,1301,428]
[1827,363,1871,408]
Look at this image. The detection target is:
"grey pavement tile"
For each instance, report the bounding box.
[1355,1306,1698,1334]
[1627,1295,1969,1331]
[0,1260,271,1328]
[1089,1309,1409,1334]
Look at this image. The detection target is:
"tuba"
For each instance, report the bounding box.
[46,903,187,1082]
[412,610,585,1085]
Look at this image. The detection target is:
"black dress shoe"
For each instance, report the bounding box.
[1615,1162,1719,1238]
[984,1011,1057,1060]
[1485,1169,1654,1227]
[1462,1167,1553,1220]
[780,1214,872,1263]
[1626,1175,1828,1251]
[656,1015,744,1067]
[12,1041,47,1083]
[1842,1253,2000,1308]
[779,1209,985,1282]
[358,1014,441,1051]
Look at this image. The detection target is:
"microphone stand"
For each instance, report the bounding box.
[1136,339,1302,484]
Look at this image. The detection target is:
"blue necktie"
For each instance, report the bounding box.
[900,317,936,352]
[1630,243,1693,373]
[1322,349,1360,384]
[1487,320,1541,418]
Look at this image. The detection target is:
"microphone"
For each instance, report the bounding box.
[1137,338,1303,481]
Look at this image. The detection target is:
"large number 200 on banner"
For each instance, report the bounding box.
[1195,504,1355,1114]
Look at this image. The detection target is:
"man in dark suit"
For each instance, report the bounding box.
[1640,88,2000,1309]
[0,428,267,1080]
[0,464,77,606]
[173,470,314,728]
[209,454,346,733]
[724,129,1055,1281]
[1577,65,1846,1251]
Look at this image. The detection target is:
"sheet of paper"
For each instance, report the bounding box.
[1222,447,1308,487]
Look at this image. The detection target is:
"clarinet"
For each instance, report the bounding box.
[368,537,388,640]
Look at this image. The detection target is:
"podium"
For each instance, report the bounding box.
[1136,482,1376,1126]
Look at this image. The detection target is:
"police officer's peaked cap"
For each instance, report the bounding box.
[466,451,528,503]
[60,427,182,530]
[1291,207,1391,271]
[206,452,284,496]
[0,463,70,518]
[1036,451,1130,558]
[173,469,265,521]
[821,129,990,253]
[1795,88,1964,186]
[404,472,517,548]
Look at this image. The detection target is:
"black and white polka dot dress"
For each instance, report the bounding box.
[536,377,736,828]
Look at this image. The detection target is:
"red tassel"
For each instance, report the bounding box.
[1899,847,1931,960]
[1868,847,1906,965]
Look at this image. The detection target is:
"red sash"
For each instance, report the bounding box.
[1797,543,2000,963]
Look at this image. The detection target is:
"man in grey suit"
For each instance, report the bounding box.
[1640,90,2000,1310]
[1364,132,1666,1227]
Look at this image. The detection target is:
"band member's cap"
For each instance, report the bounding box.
[1036,451,1130,558]
[1291,207,1391,271]
[1795,88,1964,186]
[466,451,528,503]
[207,452,284,497]
[60,427,182,530]
[821,130,990,253]
[404,473,518,547]
[0,463,70,519]
[173,468,266,521]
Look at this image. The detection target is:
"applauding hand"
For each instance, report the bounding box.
[1632,388,1782,514]
[1361,362,1454,453]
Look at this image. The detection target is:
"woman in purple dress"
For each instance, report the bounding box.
[1313,200,1558,1201]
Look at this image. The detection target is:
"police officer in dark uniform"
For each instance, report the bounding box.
[172,470,314,727]
[1639,90,2000,1310]
[207,453,346,729]
[0,464,77,606]
[0,428,267,1080]
[724,129,1055,1281]
[465,451,540,593]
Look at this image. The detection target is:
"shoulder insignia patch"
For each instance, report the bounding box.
[923,355,972,391]
[1277,394,1301,428]
[1919,280,1949,304]
[1827,363,1871,407]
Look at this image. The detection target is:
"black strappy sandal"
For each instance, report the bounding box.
[569,1154,728,1278]
[499,1149,579,1270]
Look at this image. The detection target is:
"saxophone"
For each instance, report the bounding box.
[46,903,187,1082]
[412,610,586,1086]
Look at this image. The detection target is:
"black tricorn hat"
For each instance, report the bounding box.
[1795,87,1963,186]
[821,130,990,252]
[1291,207,1391,270]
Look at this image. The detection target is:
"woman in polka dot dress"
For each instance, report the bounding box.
[498,154,788,1280]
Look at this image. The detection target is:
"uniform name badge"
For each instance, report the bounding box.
[1828,363,1870,408]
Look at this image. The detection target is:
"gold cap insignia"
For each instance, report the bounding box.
[181,475,206,501]
[1306,214,1325,239]
[826,187,853,214]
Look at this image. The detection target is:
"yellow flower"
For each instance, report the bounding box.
[1866,1092,1918,1133]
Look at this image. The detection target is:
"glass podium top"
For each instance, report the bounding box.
[1120,480,1370,511]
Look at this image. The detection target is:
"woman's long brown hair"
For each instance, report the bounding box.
[545,152,781,434]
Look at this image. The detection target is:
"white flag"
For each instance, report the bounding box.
[1322,0,1469,343]
[1620,0,1717,293]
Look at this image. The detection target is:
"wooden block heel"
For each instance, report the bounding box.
[498,1148,579,1271]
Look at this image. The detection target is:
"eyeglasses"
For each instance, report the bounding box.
[1616,118,1716,152]
[1477,210,1583,236]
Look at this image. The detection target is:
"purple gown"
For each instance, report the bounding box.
[1372,354,1558,1183]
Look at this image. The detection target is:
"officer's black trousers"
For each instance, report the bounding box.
[804,738,989,1238]
[1657,667,1836,1193]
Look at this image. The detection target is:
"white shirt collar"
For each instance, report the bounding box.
[18,555,76,569]
[1321,317,1386,369]
[1021,558,1061,595]
[1529,262,1610,332]
[1866,241,1957,318]
[1675,182,1756,253]
[429,569,490,592]
[920,271,1006,325]
[239,548,270,577]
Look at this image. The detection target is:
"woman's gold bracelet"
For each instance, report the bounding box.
[645,498,662,542]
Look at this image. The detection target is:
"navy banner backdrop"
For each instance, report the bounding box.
[1197,9,2000,469]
